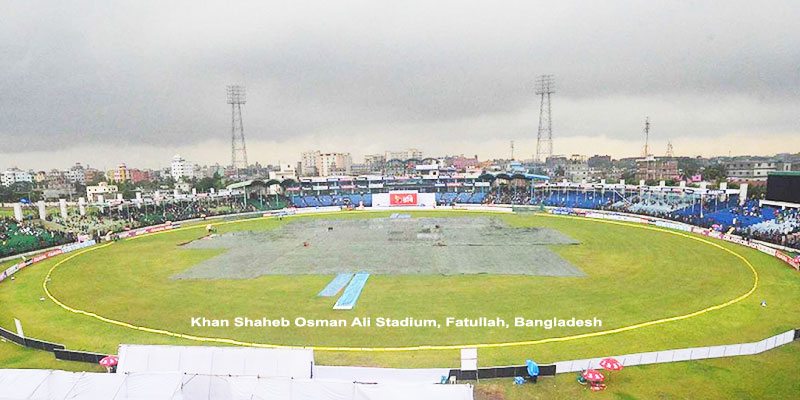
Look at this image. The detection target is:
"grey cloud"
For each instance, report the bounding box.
[1,1,799,156]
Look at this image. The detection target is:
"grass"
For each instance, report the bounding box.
[0,210,798,397]
[474,341,800,399]
[0,339,103,372]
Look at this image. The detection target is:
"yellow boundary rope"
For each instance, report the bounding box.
[42,210,759,352]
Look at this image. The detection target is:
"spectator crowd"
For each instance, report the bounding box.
[0,216,76,258]
[2,189,798,261]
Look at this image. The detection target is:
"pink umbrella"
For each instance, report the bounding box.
[582,369,605,382]
[599,358,623,371]
[99,355,118,367]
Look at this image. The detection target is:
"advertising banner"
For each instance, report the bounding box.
[117,223,176,239]
[0,240,96,283]
[390,192,418,206]
[775,251,800,270]
[575,209,798,271]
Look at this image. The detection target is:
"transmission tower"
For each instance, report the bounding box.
[227,85,248,176]
[535,75,555,163]
[510,140,515,160]
[642,116,651,157]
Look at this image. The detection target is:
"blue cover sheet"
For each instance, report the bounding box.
[333,272,370,310]
[317,273,354,297]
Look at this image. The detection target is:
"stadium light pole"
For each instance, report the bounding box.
[535,75,555,163]
[227,85,249,178]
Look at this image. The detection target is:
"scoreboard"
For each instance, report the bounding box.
[766,172,800,204]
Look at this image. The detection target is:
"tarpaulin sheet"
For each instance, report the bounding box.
[318,273,353,297]
[333,272,369,310]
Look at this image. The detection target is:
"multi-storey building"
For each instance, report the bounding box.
[565,155,591,182]
[110,163,131,183]
[385,148,423,160]
[451,155,481,172]
[65,163,87,185]
[86,182,119,201]
[84,168,103,184]
[635,156,680,182]
[300,151,320,176]
[1,168,34,186]
[724,158,792,183]
[128,169,151,184]
[171,154,194,181]
[364,154,386,172]
[317,152,352,176]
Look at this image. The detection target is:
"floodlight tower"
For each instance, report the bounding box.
[227,85,249,177]
[643,117,651,157]
[535,75,555,163]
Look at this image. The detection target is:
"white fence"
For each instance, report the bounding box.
[554,329,796,374]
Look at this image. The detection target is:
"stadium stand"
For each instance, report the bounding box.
[0,217,76,258]
[4,184,798,260]
[480,186,799,249]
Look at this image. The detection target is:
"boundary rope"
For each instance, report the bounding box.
[41,210,759,352]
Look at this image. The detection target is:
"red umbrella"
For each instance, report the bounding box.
[582,369,605,382]
[99,355,118,367]
[599,357,623,371]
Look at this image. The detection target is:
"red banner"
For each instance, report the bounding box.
[775,251,800,270]
[390,192,418,206]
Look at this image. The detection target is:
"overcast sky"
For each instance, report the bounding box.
[1,1,799,170]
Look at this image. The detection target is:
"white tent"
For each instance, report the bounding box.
[117,344,314,379]
[0,370,474,400]
[314,365,450,383]
[0,370,183,400]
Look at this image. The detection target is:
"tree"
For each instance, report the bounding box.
[621,170,636,184]
[195,172,224,192]
[702,164,727,183]
[0,182,41,203]
[677,157,700,179]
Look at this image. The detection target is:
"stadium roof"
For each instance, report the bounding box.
[226,180,256,190]
[226,179,286,190]
[478,172,550,181]
[768,171,800,177]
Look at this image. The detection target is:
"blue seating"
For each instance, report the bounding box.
[304,196,320,207]
[318,195,333,206]
[291,196,307,207]
[470,192,486,203]
[456,192,472,203]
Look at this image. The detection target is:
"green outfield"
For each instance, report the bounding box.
[1,210,799,397]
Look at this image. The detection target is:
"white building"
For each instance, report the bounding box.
[724,159,792,182]
[268,164,297,181]
[300,150,320,176]
[65,163,87,185]
[1,168,34,186]
[86,182,119,202]
[317,152,352,176]
[300,151,352,177]
[171,154,194,181]
[385,148,423,160]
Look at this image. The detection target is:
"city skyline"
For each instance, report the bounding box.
[2,1,799,170]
